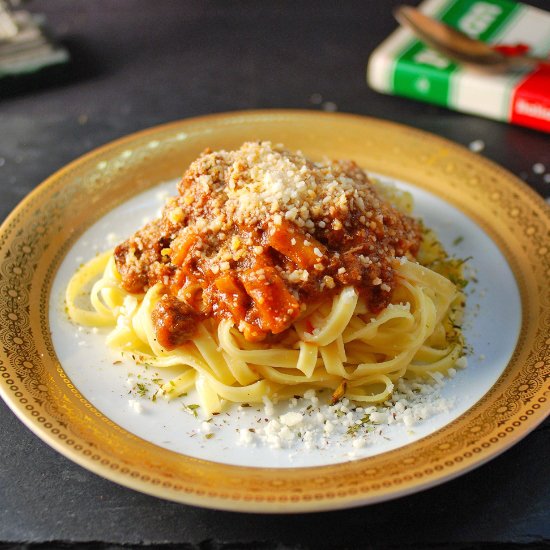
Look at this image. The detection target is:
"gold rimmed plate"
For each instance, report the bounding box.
[0,110,548,512]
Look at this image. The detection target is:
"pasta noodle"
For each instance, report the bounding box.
[66,142,465,416]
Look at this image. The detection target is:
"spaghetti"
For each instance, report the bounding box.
[66,142,465,415]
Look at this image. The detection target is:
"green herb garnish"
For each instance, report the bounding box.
[452,236,464,246]
[136,383,148,397]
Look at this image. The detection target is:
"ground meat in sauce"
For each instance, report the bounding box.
[114,142,422,345]
[151,295,202,350]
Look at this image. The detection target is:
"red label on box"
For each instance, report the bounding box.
[510,67,550,133]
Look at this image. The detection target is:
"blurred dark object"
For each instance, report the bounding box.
[0,0,68,80]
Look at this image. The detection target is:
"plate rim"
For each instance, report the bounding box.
[0,109,548,513]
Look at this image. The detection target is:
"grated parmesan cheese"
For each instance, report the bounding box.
[128,399,143,414]
[235,375,456,451]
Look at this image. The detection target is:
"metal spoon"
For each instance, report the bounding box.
[394,5,549,73]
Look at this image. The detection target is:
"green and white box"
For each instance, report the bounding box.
[367,0,550,133]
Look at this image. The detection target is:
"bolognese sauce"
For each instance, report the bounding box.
[114,142,421,348]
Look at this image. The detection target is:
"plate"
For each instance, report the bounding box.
[0,110,548,512]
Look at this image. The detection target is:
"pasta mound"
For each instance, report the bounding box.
[66,143,466,415]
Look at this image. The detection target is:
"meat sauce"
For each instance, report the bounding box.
[114,143,421,349]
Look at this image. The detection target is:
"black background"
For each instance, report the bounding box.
[1,1,549,548]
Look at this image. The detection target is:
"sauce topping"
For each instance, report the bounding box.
[114,142,421,348]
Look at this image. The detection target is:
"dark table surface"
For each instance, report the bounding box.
[1,1,549,549]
